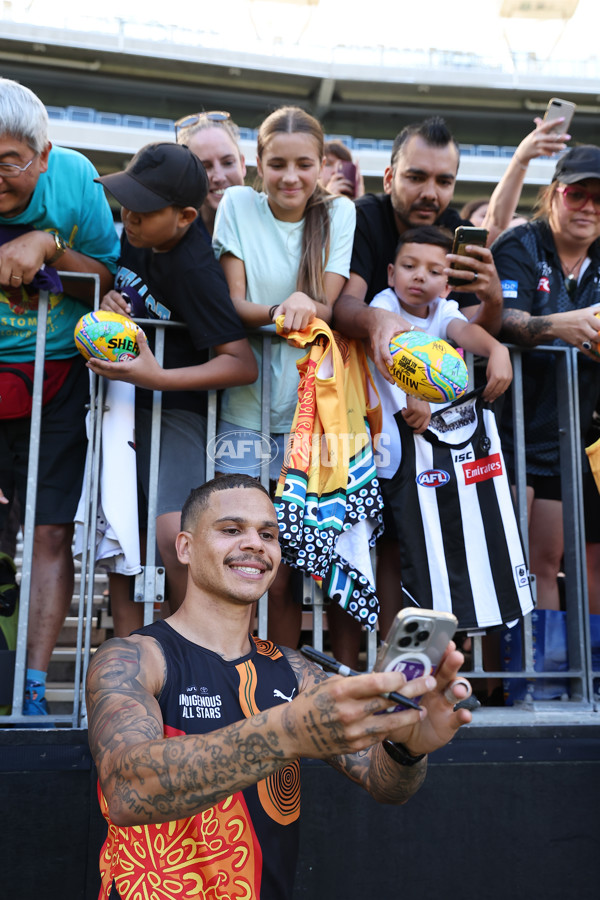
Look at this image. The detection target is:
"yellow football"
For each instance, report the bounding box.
[74,311,144,362]
[387,331,468,404]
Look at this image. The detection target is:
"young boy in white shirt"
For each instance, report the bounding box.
[371,225,512,480]
[371,225,513,636]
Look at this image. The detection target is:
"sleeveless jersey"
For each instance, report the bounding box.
[99,621,301,900]
[382,393,534,630]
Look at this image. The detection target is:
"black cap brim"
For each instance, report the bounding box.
[95,171,171,212]
[558,171,600,185]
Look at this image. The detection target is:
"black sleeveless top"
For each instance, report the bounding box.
[102,620,301,900]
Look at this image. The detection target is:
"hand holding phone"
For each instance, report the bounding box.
[373,608,458,696]
[448,225,488,287]
[543,97,576,135]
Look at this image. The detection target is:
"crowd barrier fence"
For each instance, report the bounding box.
[1,288,598,728]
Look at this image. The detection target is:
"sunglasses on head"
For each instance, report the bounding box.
[557,184,600,214]
[174,111,231,138]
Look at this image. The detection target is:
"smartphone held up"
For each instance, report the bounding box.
[543,97,576,135]
[448,225,488,287]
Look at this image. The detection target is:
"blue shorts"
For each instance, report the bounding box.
[135,407,207,519]
[214,420,288,483]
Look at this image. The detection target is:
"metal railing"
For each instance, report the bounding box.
[0,295,598,727]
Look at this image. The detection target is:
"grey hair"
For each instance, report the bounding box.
[0,78,49,154]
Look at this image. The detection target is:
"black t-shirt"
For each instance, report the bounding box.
[492,219,600,476]
[350,192,470,305]
[114,225,246,414]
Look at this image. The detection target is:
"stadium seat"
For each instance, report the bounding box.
[377,139,395,153]
[353,138,379,151]
[458,143,476,156]
[149,117,175,131]
[45,105,67,120]
[66,106,96,123]
[122,115,149,129]
[94,111,123,127]
[474,144,500,158]
[238,127,258,141]
[325,134,354,149]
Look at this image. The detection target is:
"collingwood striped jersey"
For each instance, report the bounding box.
[383,393,534,630]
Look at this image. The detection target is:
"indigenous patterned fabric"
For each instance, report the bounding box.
[98,624,300,900]
[274,318,384,629]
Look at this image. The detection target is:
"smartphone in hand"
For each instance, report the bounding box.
[448,225,488,287]
[373,608,458,685]
[543,97,576,134]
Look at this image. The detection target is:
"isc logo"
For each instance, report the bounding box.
[416,469,450,487]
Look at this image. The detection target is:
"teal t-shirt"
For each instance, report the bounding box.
[0,145,119,361]
[213,187,355,432]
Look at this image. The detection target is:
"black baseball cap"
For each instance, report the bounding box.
[552,145,600,184]
[96,142,209,212]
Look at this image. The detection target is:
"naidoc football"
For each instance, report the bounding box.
[387,331,468,403]
[74,311,144,362]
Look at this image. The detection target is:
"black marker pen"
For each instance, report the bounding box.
[300,645,423,712]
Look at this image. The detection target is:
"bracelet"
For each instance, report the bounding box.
[47,232,68,265]
[381,739,426,767]
[268,304,279,322]
[514,153,528,172]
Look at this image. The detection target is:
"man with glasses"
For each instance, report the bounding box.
[492,144,600,612]
[0,77,119,718]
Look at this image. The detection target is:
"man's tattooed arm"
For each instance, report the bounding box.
[282,649,427,807]
[87,637,295,827]
[88,637,435,827]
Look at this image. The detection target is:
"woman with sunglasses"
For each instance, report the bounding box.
[492,145,600,611]
[175,111,246,240]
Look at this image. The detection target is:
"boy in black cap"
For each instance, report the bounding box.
[92,142,257,632]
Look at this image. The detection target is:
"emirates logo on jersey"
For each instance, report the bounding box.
[537,276,551,293]
[463,453,503,485]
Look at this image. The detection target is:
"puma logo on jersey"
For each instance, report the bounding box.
[273,688,296,703]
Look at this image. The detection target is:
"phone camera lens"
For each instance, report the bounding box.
[398,636,412,647]
[416,630,430,643]
[404,621,419,633]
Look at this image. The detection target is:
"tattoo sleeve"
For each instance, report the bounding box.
[87,638,294,827]
[501,308,553,346]
[282,649,427,806]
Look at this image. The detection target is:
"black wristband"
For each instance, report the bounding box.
[268,304,278,322]
[381,739,426,767]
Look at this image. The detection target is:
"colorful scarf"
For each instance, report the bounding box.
[274,318,384,629]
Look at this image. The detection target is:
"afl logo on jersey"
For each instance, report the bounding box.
[416,469,451,487]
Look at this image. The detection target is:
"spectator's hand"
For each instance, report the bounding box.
[515,116,571,166]
[101,290,132,317]
[365,308,413,383]
[483,343,513,403]
[274,292,319,333]
[552,308,600,357]
[86,332,164,389]
[0,488,8,505]
[0,231,55,287]
[402,394,431,433]
[324,163,355,199]
[445,245,501,303]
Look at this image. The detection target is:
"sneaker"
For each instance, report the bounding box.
[22,681,52,723]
